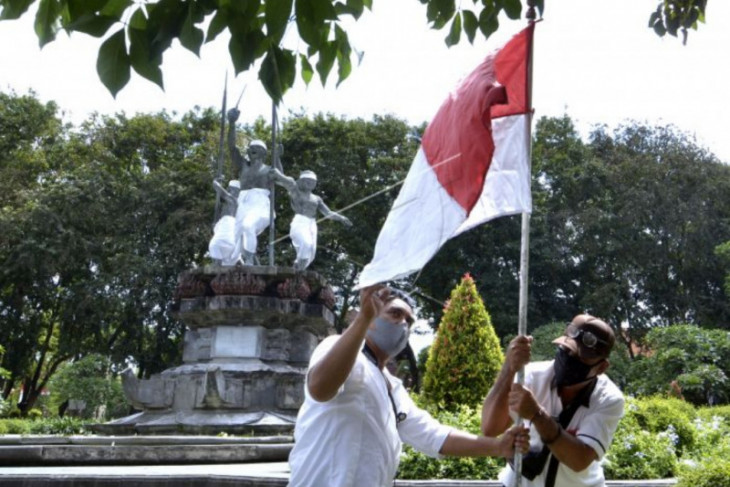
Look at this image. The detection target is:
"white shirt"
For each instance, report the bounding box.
[498,360,624,487]
[288,336,452,487]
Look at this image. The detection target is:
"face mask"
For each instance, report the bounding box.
[553,347,595,387]
[367,317,410,358]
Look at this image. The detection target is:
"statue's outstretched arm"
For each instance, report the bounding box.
[318,198,352,226]
[213,179,236,205]
[271,168,296,191]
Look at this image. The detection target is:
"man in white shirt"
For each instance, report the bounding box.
[288,286,529,487]
[481,315,625,487]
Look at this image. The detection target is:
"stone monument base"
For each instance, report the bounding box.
[93,266,335,436]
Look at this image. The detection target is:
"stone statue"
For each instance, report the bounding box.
[226,107,288,266]
[278,170,352,270]
[208,179,241,265]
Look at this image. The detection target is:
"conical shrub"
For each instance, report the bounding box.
[422,273,504,411]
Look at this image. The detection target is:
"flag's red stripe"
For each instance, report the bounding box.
[422,24,533,213]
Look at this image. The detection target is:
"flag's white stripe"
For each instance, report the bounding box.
[455,113,532,235]
[357,148,466,288]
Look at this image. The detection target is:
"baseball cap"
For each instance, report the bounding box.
[553,314,615,360]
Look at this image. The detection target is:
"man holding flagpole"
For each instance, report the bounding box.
[481,316,624,487]
[287,286,529,487]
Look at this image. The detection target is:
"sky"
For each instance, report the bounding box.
[2,1,730,163]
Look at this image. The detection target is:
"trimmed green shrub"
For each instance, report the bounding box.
[685,408,730,466]
[421,274,504,411]
[0,419,31,434]
[676,459,730,487]
[0,417,86,435]
[624,396,697,455]
[603,412,678,479]
[398,404,504,480]
[28,417,86,435]
[696,404,730,423]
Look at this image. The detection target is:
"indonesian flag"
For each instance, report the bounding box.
[357,25,534,288]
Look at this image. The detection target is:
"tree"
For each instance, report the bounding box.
[0,0,701,101]
[0,92,217,413]
[48,354,126,420]
[421,273,504,411]
[624,324,730,406]
[717,241,730,298]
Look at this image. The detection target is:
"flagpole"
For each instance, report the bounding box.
[513,4,537,487]
[213,72,228,228]
[269,101,278,266]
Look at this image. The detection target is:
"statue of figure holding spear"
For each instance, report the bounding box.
[226,106,288,266]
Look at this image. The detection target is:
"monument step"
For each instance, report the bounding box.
[0,435,294,466]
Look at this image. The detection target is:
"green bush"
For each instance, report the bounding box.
[685,409,730,465]
[624,396,697,455]
[421,274,504,412]
[0,417,86,435]
[27,417,86,435]
[398,404,504,480]
[0,419,31,434]
[676,459,730,487]
[696,404,730,423]
[603,413,678,479]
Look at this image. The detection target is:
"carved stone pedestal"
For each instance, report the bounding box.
[94,265,335,436]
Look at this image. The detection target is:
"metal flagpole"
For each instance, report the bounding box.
[513,4,537,486]
[268,102,279,266]
[213,72,228,228]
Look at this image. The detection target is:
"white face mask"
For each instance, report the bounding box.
[367,317,410,358]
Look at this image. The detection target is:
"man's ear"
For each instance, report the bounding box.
[595,359,610,375]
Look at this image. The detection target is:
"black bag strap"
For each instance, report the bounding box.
[543,378,597,487]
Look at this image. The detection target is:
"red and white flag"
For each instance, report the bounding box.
[358,25,534,288]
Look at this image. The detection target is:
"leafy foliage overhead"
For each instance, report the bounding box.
[0,0,703,101]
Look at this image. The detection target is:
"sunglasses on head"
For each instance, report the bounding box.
[566,323,609,350]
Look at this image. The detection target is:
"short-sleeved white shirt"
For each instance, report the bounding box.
[498,360,624,487]
[288,335,452,487]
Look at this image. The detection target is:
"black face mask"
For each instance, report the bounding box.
[553,347,596,387]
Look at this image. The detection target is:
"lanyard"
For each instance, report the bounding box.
[362,344,407,425]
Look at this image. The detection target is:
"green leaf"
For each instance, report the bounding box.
[96,28,130,98]
[445,11,461,47]
[334,24,351,85]
[205,9,227,42]
[100,0,133,19]
[315,40,337,86]
[129,26,163,88]
[299,53,314,85]
[502,0,521,20]
[228,29,265,74]
[426,0,455,29]
[35,0,62,47]
[478,6,499,39]
[259,46,296,104]
[128,7,147,30]
[65,0,108,20]
[179,2,204,56]
[295,0,334,49]
[652,21,666,37]
[462,9,477,44]
[265,0,292,42]
[0,0,34,20]
[65,14,118,38]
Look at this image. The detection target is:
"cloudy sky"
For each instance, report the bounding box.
[1,1,729,162]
